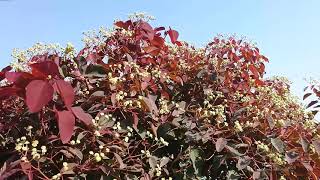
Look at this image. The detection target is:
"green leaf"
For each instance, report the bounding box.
[68,147,83,160]
[157,122,175,139]
[84,64,107,77]
[215,138,227,152]
[236,156,251,170]
[271,137,285,153]
[227,170,240,180]
[148,156,158,170]
[190,148,204,177]
[160,157,170,167]
[226,145,243,156]
[299,136,309,152]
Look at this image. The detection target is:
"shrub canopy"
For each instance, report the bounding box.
[0,16,320,180]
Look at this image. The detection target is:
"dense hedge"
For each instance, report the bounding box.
[0,15,320,179]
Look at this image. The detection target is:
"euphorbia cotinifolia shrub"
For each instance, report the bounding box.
[0,16,320,180]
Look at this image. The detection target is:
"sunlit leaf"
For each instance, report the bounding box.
[26,80,53,113]
[56,110,75,144]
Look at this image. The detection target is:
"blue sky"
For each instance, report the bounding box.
[1,0,320,99]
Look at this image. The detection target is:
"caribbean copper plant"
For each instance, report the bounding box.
[0,17,320,180]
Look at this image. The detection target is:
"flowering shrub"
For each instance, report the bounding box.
[1,15,320,180]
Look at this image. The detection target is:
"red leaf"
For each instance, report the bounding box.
[56,110,75,144]
[132,112,139,129]
[303,93,312,100]
[25,80,53,113]
[111,93,117,106]
[150,36,165,47]
[175,40,183,46]
[29,61,60,78]
[5,72,25,83]
[0,66,11,81]
[144,46,160,56]
[141,81,148,90]
[0,87,21,100]
[114,20,132,30]
[307,100,318,109]
[1,66,11,72]
[140,95,159,116]
[216,138,227,152]
[285,151,299,164]
[167,29,179,43]
[140,21,154,40]
[53,80,75,108]
[114,153,126,169]
[71,106,92,125]
[20,161,33,179]
[5,72,34,88]
[312,139,320,155]
[154,27,165,32]
[249,64,259,79]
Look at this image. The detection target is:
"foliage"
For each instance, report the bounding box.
[0,16,320,180]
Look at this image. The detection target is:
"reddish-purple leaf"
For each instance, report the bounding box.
[249,64,259,79]
[29,61,60,78]
[285,151,299,164]
[144,46,159,55]
[140,21,154,40]
[114,153,126,169]
[299,136,309,152]
[307,100,318,109]
[5,72,25,83]
[167,29,179,43]
[140,95,159,116]
[141,81,148,90]
[111,93,116,106]
[71,106,92,125]
[25,80,53,113]
[20,161,33,180]
[56,110,75,144]
[303,93,312,100]
[0,87,21,100]
[154,26,165,32]
[132,112,139,129]
[114,20,132,30]
[236,156,251,170]
[53,80,75,108]
[312,139,320,155]
[216,138,227,152]
[0,66,11,81]
[5,72,34,88]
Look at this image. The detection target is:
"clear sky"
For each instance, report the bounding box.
[1,0,320,99]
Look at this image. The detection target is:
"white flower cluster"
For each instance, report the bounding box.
[199,90,226,123]
[89,145,110,163]
[82,27,115,47]
[128,12,156,22]
[255,141,269,152]
[51,173,62,180]
[159,98,170,115]
[140,150,151,158]
[234,121,243,132]
[155,164,162,176]
[15,136,47,161]
[123,126,134,143]
[11,42,62,71]
[115,91,127,101]
[108,72,124,85]
[92,113,116,134]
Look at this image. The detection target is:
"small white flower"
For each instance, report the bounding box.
[124,136,129,142]
[70,140,76,145]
